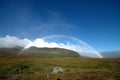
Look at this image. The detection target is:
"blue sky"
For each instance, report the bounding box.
[0,0,120,52]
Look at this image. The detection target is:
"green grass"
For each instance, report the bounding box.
[0,56,120,80]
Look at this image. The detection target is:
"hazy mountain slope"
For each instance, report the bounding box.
[101,51,120,58]
[0,48,22,56]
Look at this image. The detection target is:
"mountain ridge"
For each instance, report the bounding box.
[20,47,81,58]
[0,47,120,58]
[0,47,81,58]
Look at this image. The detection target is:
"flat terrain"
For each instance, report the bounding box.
[0,56,120,80]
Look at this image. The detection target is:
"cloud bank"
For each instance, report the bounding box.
[25,38,85,52]
[0,35,30,48]
[0,35,84,52]
[0,35,102,58]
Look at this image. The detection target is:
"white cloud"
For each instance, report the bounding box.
[25,38,103,58]
[25,38,60,48]
[0,35,90,52]
[0,35,85,52]
[25,38,86,53]
[0,35,31,48]
[0,35,103,58]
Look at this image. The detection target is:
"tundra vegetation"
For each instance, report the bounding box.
[0,56,120,80]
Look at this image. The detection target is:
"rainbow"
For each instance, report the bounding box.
[19,35,104,58]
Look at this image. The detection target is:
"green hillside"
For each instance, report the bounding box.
[0,47,81,58]
[19,47,81,58]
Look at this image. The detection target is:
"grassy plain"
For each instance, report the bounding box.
[0,56,120,80]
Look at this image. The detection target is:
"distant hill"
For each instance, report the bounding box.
[101,51,120,58]
[1,47,120,58]
[20,47,81,58]
[0,47,81,58]
[0,47,22,56]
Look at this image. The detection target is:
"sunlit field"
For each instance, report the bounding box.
[0,56,120,80]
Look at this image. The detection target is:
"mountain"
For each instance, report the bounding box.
[0,47,22,56]
[0,47,81,58]
[1,47,119,58]
[101,51,120,58]
[19,47,81,58]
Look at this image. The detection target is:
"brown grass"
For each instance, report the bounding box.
[0,56,120,80]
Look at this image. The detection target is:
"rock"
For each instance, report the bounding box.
[52,67,64,73]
